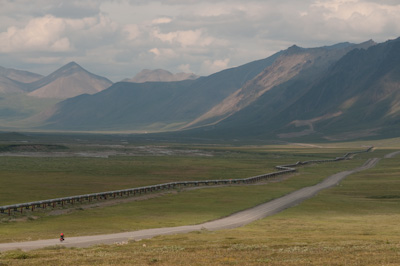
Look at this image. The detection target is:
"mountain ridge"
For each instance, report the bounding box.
[184,40,376,129]
[1,38,400,143]
[0,66,44,94]
[27,62,113,99]
[188,38,399,141]
[124,69,199,83]
[36,52,281,131]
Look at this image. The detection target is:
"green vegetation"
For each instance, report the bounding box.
[0,140,399,265]
[0,145,360,205]
[0,157,361,242]
[0,144,68,152]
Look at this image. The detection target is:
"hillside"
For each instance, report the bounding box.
[185,41,375,129]
[186,38,400,141]
[27,62,113,99]
[0,66,43,93]
[37,53,281,131]
[0,66,43,84]
[0,77,24,94]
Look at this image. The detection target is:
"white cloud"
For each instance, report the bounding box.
[1,0,400,81]
[201,58,230,74]
[306,0,400,41]
[0,15,71,53]
[153,28,214,47]
[123,24,140,40]
[149,48,161,56]
[152,17,173,25]
[0,13,118,53]
[312,0,399,20]
[149,48,177,58]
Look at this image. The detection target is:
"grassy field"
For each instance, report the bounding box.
[0,144,364,205]
[0,140,399,265]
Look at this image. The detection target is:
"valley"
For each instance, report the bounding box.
[0,135,399,265]
[1,37,400,265]
[2,1,400,264]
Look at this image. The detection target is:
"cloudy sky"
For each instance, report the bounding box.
[1,0,400,81]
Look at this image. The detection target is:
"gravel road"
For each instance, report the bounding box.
[0,158,380,252]
[384,150,400,158]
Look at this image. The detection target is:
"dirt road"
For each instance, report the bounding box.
[384,151,400,158]
[0,158,380,252]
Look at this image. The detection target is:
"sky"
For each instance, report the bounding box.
[1,0,400,82]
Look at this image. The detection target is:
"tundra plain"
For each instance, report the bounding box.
[0,137,399,265]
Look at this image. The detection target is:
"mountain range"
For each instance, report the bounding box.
[0,66,43,93]
[0,62,112,98]
[1,37,400,141]
[184,38,399,141]
[36,54,279,131]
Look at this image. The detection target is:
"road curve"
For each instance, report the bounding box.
[384,150,400,158]
[0,158,380,252]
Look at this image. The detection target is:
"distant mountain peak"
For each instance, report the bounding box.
[359,39,377,49]
[27,62,113,99]
[65,61,79,67]
[125,69,199,83]
[64,61,82,69]
[285,45,305,54]
[53,61,87,76]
